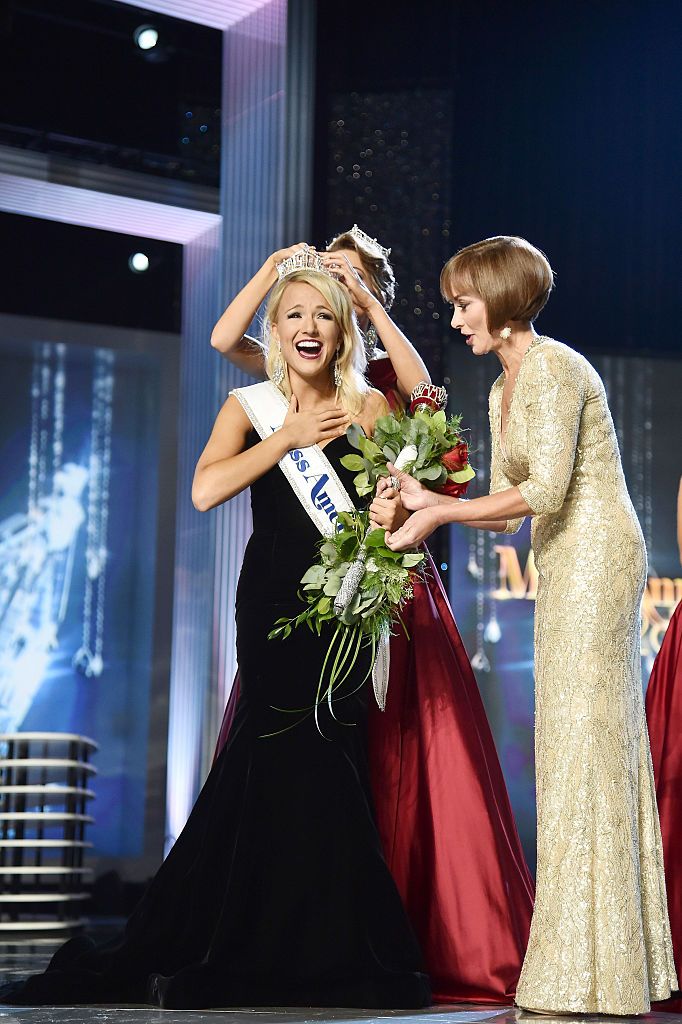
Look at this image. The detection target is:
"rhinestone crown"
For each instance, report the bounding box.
[349,224,391,259]
[275,248,335,282]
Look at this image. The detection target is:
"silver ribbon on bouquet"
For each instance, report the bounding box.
[332,442,418,711]
[373,622,391,711]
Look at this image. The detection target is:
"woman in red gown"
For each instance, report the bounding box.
[210,229,534,1003]
[646,475,682,1011]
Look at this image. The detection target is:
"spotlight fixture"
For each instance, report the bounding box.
[134,25,159,50]
[128,252,150,273]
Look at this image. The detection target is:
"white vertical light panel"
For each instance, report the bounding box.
[164,220,222,853]
[207,0,288,765]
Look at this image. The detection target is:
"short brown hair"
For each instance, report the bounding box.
[327,230,396,310]
[440,236,554,331]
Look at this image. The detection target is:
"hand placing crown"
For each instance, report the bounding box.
[275,229,390,281]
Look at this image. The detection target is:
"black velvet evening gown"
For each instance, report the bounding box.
[0,434,429,1010]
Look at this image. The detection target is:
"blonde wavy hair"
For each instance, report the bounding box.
[263,269,369,418]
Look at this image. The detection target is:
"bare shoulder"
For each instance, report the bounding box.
[367,386,390,415]
[358,387,390,436]
[365,386,390,421]
[205,393,253,450]
[197,393,253,466]
[221,392,254,429]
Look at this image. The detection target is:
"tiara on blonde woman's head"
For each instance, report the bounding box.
[275,247,335,281]
[349,224,391,259]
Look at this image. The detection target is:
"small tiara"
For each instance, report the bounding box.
[349,224,391,259]
[275,247,334,282]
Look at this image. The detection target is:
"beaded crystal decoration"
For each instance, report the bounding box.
[275,247,335,282]
[349,224,391,259]
[272,342,286,386]
[363,323,379,360]
[333,547,368,617]
[73,348,114,679]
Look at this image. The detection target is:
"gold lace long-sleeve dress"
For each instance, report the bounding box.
[489,336,677,1015]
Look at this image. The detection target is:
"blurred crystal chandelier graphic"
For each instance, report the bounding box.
[0,344,115,731]
[73,350,114,680]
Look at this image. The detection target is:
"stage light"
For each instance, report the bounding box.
[134,25,159,50]
[128,252,150,273]
[440,562,448,571]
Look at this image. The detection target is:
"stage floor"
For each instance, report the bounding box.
[0,940,680,1024]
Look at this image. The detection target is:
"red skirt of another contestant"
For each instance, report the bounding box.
[647,599,682,1012]
[368,356,533,1001]
[367,548,534,1003]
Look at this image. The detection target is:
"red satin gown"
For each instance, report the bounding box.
[215,357,534,1003]
[646,599,682,1012]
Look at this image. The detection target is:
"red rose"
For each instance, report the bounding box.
[438,477,470,498]
[441,442,469,473]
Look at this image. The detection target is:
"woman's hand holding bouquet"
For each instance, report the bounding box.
[268,387,476,728]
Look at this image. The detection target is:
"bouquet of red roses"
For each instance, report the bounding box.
[340,397,475,500]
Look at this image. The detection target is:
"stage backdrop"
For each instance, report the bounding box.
[0,316,179,873]
[445,343,682,871]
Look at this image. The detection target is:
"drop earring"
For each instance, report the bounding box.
[500,326,512,340]
[364,324,379,359]
[272,341,285,386]
[333,356,342,388]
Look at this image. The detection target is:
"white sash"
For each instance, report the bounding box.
[233,380,391,710]
[231,381,356,536]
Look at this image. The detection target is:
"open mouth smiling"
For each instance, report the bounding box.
[295,339,323,358]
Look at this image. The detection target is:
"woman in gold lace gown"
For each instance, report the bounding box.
[383,236,677,1015]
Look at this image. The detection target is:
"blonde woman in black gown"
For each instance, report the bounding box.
[0,267,428,1010]
[212,229,535,1005]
